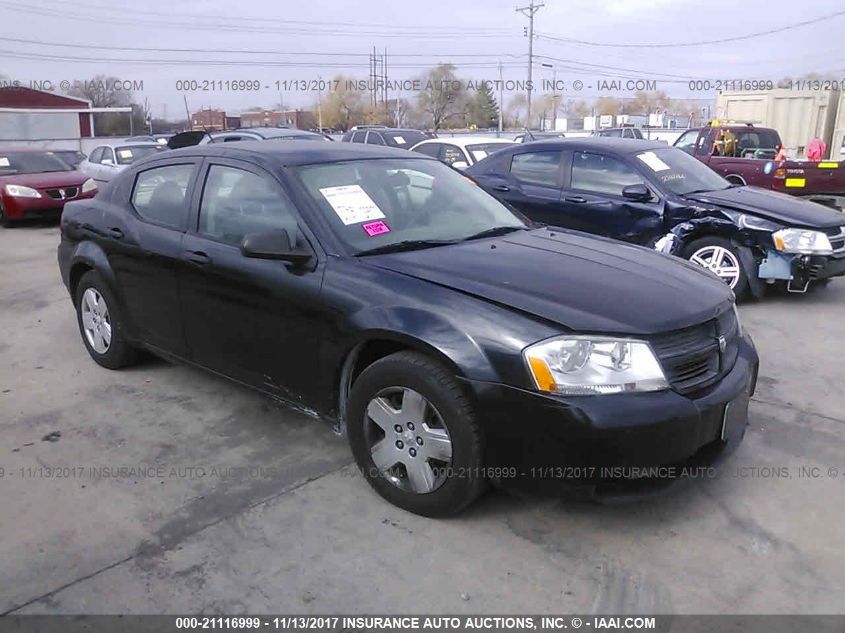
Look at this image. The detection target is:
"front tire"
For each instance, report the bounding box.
[0,201,13,228]
[347,351,486,517]
[75,271,137,369]
[683,236,749,301]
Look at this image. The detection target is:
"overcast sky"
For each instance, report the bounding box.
[1,0,843,118]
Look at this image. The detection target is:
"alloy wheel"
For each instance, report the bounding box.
[80,288,112,353]
[689,245,741,289]
[364,387,453,494]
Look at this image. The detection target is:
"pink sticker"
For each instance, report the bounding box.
[362,220,390,237]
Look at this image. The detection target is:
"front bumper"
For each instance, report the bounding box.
[758,250,845,286]
[465,333,758,493]
[1,190,95,220]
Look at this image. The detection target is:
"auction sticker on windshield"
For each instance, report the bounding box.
[637,151,671,172]
[0,158,9,167]
[362,220,390,236]
[320,184,387,225]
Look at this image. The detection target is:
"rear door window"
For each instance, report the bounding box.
[131,164,195,229]
[440,145,467,167]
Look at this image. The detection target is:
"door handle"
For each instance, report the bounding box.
[184,250,211,266]
[491,184,510,192]
[564,196,587,203]
[107,227,124,239]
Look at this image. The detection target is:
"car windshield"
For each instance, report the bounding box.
[466,143,513,162]
[294,158,527,255]
[115,145,165,165]
[0,151,73,174]
[52,151,85,166]
[383,131,427,147]
[636,147,731,195]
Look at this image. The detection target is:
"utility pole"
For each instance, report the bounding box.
[317,75,323,131]
[541,62,559,131]
[497,61,504,136]
[516,0,544,130]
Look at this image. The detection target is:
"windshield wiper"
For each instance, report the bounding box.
[460,226,527,242]
[355,239,458,257]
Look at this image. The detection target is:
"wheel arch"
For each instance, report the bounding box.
[724,174,747,186]
[333,316,495,434]
[67,242,138,334]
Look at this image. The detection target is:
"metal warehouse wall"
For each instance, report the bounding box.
[0,111,81,141]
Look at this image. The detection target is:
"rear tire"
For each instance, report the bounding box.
[683,236,749,301]
[347,351,486,517]
[75,271,138,369]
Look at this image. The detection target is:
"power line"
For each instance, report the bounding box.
[0,35,528,59]
[17,0,514,32]
[0,2,514,38]
[0,49,527,69]
[536,9,845,48]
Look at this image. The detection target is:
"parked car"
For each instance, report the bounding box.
[513,131,566,143]
[58,141,758,515]
[410,136,516,169]
[78,143,166,185]
[167,128,329,149]
[341,127,428,148]
[0,149,97,226]
[466,138,845,299]
[124,134,173,145]
[592,127,644,140]
[673,121,845,209]
[50,149,88,169]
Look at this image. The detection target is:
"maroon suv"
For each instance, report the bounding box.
[0,149,97,226]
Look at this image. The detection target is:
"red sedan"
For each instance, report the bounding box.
[0,149,97,227]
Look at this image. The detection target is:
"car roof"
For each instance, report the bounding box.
[231,127,322,138]
[94,141,163,149]
[415,136,515,148]
[160,139,437,166]
[511,137,667,154]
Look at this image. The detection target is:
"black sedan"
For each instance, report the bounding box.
[466,138,845,300]
[58,142,758,516]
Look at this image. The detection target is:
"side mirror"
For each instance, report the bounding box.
[451,161,469,170]
[622,183,653,202]
[240,229,312,265]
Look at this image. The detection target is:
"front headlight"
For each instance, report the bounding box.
[4,184,41,198]
[81,178,97,193]
[773,228,833,255]
[523,336,668,395]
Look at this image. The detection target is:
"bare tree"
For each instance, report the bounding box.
[67,75,133,107]
[417,64,466,131]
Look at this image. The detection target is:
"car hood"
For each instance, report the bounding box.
[366,228,733,334]
[684,186,844,228]
[0,171,88,189]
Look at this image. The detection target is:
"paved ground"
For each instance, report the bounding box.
[1,223,844,615]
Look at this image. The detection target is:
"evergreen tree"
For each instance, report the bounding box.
[471,83,499,129]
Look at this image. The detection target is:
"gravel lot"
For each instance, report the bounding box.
[1,222,844,615]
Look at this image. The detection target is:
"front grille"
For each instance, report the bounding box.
[649,308,739,395]
[825,226,845,254]
[45,187,78,200]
